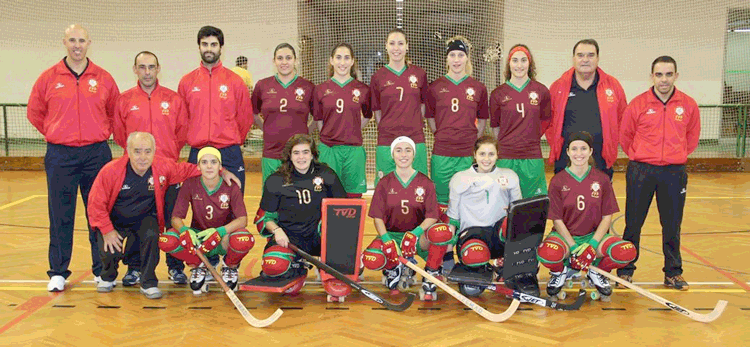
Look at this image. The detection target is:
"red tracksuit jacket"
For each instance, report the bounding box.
[87,155,200,235]
[178,60,253,149]
[545,67,627,167]
[620,88,701,165]
[114,81,188,161]
[27,59,120,146]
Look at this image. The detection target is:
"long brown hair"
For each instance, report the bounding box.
[277,134,319,185]
[328,42,360,81]
[504,43,537,81]
[386,28,412,66]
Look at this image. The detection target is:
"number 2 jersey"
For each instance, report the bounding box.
[548,167,618,236]
[172,176,247,230]
[260,162,347,238]
[368,171,439,233]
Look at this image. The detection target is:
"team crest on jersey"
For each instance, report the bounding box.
[605,88,614,103]
[497,176,509,187]
[591,181,601,198]
[466,87,475,101]
[529,91,539,105]
[313,176,324,192]
[161,101,170,115]
[409,75,418,89]
[415,186,425,203]
[88,79,98,93]
[295,88,305,101]
[148,176,155,190]
[219,193,230,209]
[352,89,361,103]
[675,106,684,122]
[562,185,570,192]
[219,85,228,99]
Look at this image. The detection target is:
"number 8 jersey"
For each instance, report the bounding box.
[260,162,347,238]
[548,167,619,236]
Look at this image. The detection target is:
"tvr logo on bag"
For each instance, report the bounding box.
[333,208,358,219]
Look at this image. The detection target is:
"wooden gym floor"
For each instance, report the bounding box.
[0,171,748,346]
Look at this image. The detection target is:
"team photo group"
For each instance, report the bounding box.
[28,23,700,311]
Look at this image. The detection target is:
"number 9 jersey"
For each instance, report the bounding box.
[548,167,619,236]
[260,162,347,238]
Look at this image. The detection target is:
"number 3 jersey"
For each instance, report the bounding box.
[368,171,439,233]
[260,162,347,238]
[172,176,247,230]
[548,167,619,236]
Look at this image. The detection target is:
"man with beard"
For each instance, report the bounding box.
[178,26,253,191]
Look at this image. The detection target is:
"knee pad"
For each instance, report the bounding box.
[262,245,296,277]
[459,239,490,268]
[425,223,454,246]
[158,229,182,253]
[253,207,266,234]
[438,203,450,224]
[362,239,387,271]
[601,237,637,264]
[537,236,568,272]
[496,217,508,242]
[228,229,255,254]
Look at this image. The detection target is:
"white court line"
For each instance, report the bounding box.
[0,195,43,211]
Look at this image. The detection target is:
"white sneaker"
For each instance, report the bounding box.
[47,276,65,292]
[94,276,102,283]
[140,286,163,299]
[97,280,117,293]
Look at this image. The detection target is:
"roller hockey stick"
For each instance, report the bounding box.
[589,266,727,323]
[488,285,586,311]
[195,249,283,328]
[399,257,520,322]
[289,244,415,311]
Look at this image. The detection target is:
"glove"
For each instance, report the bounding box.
[400,232,419,258]
[570,242,596,270]
[197,226,227,242]
[198,231,222,254]
[179,226,200,246]
[382,236,400,264]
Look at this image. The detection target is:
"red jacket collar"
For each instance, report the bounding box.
[136,80,161,96]
[199,60,224,72]
[558,67,611,88]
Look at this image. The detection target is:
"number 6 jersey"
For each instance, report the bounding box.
[260,162,347,238]
[548,167,618,236]
[172,176,248,230]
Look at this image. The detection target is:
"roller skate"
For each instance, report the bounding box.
[419,267,440,301]
[547,266,569,301]
[190,266,208,295]
[221,266,239,291]
[382,263,404,295]
[399,258,418,291]
[585,270,612,302]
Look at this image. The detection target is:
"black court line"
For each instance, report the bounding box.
[143,306,166,310]
[695,308,714,311]
[52,305,75,308]
[419,307,441,311]
[740,308,750,311]
[279,307,303,310]
[8,304,17,307]
[233,307,257,310]
[325,307,349,310]
[602,308,626,311]
[187,307,212,310]
[371,307,388,310]
[97,305,120,309]
[648,308,671,311]
[517,307,533,311]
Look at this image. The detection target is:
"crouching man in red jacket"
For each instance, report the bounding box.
[86,132,240,299]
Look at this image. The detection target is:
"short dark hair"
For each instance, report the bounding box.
[651,55,677,73]
[133,51,159,67]
[236,56,247,65]
[274,43,297,58]
[573,39,599,56]
[197,26,224,46]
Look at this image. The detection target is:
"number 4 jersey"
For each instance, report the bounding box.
[172,176,248,230]
[260,162,347,238]
[548,167,618,236]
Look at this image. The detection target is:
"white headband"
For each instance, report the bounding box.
[390,136,416,158]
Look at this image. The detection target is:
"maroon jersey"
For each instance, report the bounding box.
[370,65,428,145]
[368,172,439,233]
[548,167,618,236]
[313,78,372,146]
[252,75,314,159]
[489,80,551,159]
[425,75,489,157]
[172,176,247,230]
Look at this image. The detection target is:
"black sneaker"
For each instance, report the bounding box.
[168,268,188,285]
[664,275,689,291]
[122,269,141,287]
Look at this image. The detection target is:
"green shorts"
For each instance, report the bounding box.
[317,143,367,194]
[430,154,474,204]
[496,158,547,198]
[262,157,282,184]
[379,231,429,261]
[374,143,428,186]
